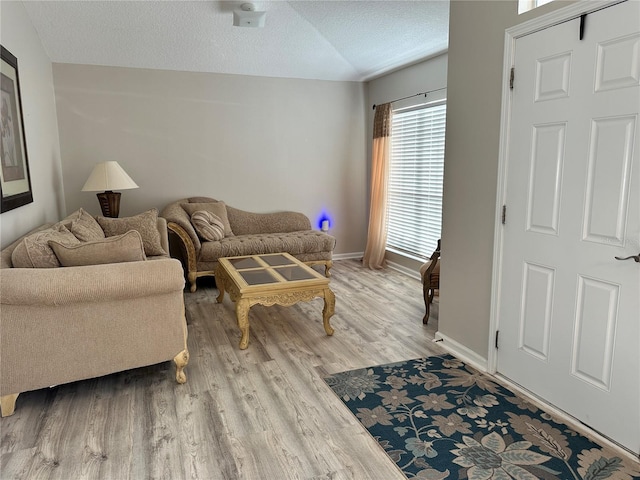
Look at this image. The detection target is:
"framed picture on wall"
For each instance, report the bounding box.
[1,45,33,213]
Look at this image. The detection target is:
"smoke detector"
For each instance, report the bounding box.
[233,3,266,28]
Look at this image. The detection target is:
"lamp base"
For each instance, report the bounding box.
[96,191,121,218]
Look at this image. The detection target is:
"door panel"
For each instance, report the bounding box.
[527,122,566,234]
[594,33,640,92]
[498,0,639,454]
[519,262,555,361]
[583,115,636,245]
[572,275,619,390]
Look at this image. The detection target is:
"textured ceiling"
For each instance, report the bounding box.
[21,0,449,81]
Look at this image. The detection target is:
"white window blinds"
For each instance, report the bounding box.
[387,102,446,259]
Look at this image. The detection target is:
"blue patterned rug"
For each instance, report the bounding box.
[323,354,639,480]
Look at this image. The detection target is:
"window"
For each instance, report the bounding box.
[386,101,446,260]
[518,0,554,14]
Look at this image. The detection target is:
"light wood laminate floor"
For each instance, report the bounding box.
[0,259,443,480]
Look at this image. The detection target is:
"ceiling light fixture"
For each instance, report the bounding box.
[233,3,266,28]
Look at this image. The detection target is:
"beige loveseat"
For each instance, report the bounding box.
[161,197,336,292]
[0,210,189,417]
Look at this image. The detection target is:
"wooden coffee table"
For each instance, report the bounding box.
[215,253,336,349]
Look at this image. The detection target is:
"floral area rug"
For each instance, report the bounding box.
[323,354,640,480]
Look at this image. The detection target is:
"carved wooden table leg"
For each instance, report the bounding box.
[322,288,336,336]
[236,298,251,350]
[216,268,226,303]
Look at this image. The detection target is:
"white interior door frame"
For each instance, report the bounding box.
[488,0,627,374]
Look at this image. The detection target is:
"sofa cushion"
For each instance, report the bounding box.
[70,208,105,242]
[49,230,147,267]
[226,206,312,236]
[11,225,81,268]
[198,231,336,261]
[181,202,234,237]
[98,209,166,256]
[191,211,225,241]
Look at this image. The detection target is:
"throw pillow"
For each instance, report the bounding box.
[11,225,81,268]
[181,202,234,237]
[70,208,105,242]
[191,210,225,241]
[97,209,166,256]
[59,208,82,229]
[49,230,146,267]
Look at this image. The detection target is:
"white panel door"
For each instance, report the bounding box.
[498,0,639,454]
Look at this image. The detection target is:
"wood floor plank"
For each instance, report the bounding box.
[1,259,439,479]
[316,426,406,480]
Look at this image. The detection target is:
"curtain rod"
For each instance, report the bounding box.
[372,87,447,110]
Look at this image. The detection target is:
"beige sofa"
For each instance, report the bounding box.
[0,212,189,417]
[161,197,336,292]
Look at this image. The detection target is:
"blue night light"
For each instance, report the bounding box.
[317,211,332,231]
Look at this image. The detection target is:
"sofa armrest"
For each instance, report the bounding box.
[226,206,312,235]
[156,217,170,256]
[167,221,199,291]
[160,199,201,253]
[0,259,185,306]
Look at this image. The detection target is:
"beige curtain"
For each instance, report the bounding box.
[362,103,392,269]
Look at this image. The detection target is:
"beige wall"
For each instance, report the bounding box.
[53,64,368,254]
[366,53,449,275]
[440,0,577,359]
[0,1,65,248]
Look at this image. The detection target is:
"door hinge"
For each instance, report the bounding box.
[502,205,507,225]
[495,330,500,350]
[510,67,515,90]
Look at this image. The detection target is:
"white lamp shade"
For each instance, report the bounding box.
[81,161,139,192]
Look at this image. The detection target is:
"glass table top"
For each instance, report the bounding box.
[262,254,295,267]
[240,270,280,285]
[229,257,262,269]
[274,266,316,281]
[222,253,325,287]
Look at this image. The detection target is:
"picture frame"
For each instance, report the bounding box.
[1,45,33,213]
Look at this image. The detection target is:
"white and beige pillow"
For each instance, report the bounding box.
[49,230,146,267]
[191,210,225,241]
[97,208,166,256]
[11,225,81,268]
[70,208,105,242]
[181,202,234,237]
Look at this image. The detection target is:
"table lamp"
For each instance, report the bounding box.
[81,161,139,218]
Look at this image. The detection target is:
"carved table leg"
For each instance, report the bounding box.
[236,299,251,350]
[322,288,336,336]
[216,274,226,303]
[173,349,190,384]
[1,393,19,417]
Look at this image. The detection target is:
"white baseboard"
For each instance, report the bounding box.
[332,255,421,282]
[433,331,488,372]
[333,252,363,261]
[386,259,420,280]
